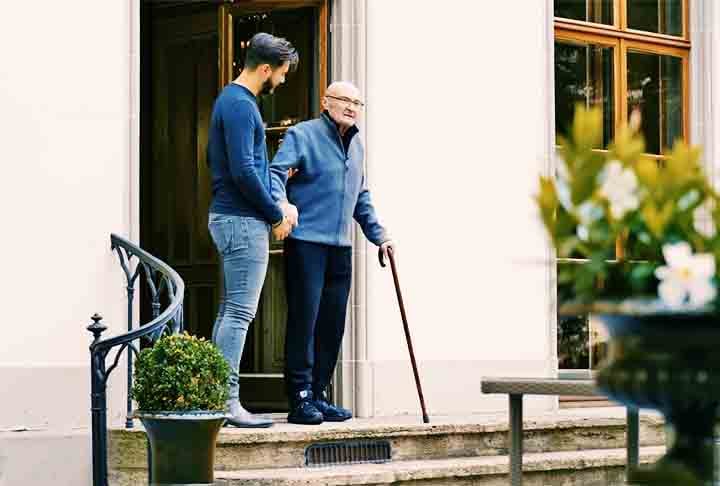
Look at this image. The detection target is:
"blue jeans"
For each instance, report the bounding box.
[208,213,270,401]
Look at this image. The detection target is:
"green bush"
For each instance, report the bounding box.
[132,333,230,412]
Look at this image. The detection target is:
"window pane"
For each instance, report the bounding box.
[589,315,609,369]
[558,313,590,369]
[627,51,683,155]
[558,261,590,371]
[555,41,614,148]
[627,0,683,37]
[555,0,613,25]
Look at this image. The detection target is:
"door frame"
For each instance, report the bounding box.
[132,0,385,417]
[218,0,328,99]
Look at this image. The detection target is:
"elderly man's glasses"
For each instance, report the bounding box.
[326,95,365,109]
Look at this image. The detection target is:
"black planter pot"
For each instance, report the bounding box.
[593,304,720,485]
[136,410,228,485]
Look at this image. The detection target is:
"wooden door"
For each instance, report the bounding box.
[141,3,220,341]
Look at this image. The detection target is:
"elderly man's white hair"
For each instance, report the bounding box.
[326,81,361,96]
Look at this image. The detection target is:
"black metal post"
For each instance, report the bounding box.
[626,407,639,476]
[126,285,135,429]
[88,314,108,486]
[509,393,523,486]
[147,437,154,484]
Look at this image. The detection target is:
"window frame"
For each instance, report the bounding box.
[555,0,690,42]
[555,2,691,158]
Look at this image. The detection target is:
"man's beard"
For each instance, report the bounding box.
[260,77,275,95]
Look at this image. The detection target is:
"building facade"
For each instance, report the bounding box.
[1,1,719,484]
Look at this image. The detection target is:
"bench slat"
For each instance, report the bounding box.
[481,378,599,397]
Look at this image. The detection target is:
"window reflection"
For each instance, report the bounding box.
[589,315,609,369]
[555,0,613,25]
[627,51,683,155]
[627,0,683,37]
[232,7,318,158]
[558,313,591,370]
[555,41,614,148]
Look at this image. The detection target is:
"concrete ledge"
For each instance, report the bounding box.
[115,409,664,446]
[214,447,665,485]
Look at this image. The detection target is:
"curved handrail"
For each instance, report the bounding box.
[88,234,186,486]
[91,234,185,352]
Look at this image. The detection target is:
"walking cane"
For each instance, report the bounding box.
[379,246,430,424]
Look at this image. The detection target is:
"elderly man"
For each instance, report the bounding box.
[270,82,393,425]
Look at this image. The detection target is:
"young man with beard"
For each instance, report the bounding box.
[270,81,394,424]
[207,32,299,428]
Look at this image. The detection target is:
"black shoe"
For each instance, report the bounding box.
[287,390,324,425]
[313,390,352,422]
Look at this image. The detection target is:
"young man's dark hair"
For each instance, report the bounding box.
[245,32,299,72]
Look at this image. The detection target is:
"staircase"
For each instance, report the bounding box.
[109,408,665,485]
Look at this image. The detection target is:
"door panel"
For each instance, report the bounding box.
[143,5,219,340]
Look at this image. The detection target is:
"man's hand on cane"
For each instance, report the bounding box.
[378,240,396,267]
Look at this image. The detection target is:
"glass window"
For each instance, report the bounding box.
[555,0,614,25]
[627,50,683,155]
[554,0,688,376]
[558,313,590,370]
[555,41,614,148]
[627,0,683,37]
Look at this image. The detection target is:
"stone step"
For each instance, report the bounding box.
[212,447,665,486]
[109,410,665,473]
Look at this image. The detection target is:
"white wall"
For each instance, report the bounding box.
[711,2,720,184]
[0,0,135,483]
[364,0,556,415]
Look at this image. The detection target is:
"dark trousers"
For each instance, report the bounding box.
[284,238,352,398]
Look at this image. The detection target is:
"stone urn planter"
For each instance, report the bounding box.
[590,300,720,485]
[136,411,228,485]
[132,333,231,485]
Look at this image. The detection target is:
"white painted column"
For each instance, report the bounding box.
[329,0,374,417]
[691,0,717,179]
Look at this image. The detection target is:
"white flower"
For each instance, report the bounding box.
[598,161,639,219]
[556,178,572,211]
[654,242,717,307]
[577,225,590,241]
[576,201,603,225]
[575,202,602,242]
[693,199,717,239]
[556,157,570,182]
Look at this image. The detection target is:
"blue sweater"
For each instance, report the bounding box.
[207,83,284,225]
[270,113,388,247]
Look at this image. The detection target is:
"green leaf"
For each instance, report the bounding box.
[571,104,603,151]
[641,201,674,239]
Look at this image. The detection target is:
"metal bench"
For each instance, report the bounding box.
[481,377,639,486]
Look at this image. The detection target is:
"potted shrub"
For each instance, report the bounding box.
[132,332,230,485]
[536,106,720,485]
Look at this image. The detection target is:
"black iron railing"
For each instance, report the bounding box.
[87,234,185,486]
